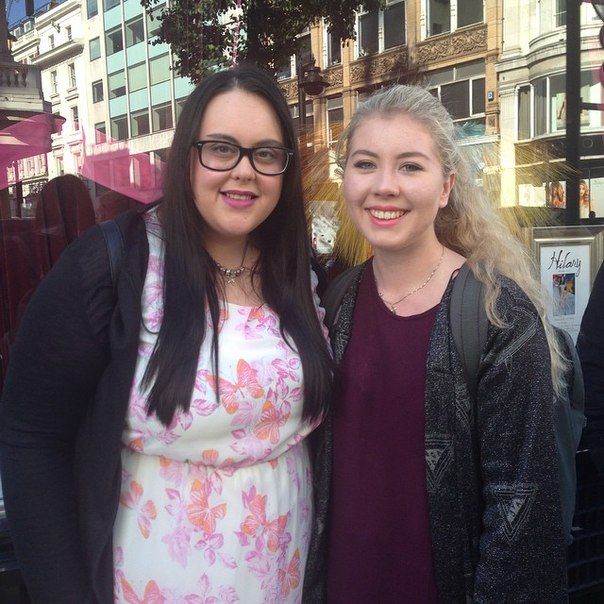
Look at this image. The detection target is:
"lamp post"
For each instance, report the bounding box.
[297,57,330,138]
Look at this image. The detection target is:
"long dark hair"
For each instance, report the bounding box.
[143,64,333,425]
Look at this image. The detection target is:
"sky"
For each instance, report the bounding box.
[6,0,47,28]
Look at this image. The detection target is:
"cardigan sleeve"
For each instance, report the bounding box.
[471,289,568,602]
[0,226,113,604]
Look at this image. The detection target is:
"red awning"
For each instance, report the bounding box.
[0,113,64,190]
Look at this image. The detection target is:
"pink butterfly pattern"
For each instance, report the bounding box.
[113,210,321,601]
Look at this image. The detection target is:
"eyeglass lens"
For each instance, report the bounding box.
[199,141,289,175]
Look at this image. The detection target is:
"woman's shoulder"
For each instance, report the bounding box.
[495,274,537,312]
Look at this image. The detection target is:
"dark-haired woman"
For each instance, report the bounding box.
[0,65,333,604]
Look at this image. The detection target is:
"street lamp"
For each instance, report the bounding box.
[297,57,330,137]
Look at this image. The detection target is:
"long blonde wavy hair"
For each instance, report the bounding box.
[334,84,567,394]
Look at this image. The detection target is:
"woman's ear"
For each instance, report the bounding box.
[439,172,456,208]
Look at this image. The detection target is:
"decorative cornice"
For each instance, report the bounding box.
[415,25,487,66]
[350,47,408,84]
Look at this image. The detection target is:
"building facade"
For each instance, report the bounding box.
[7,0,604,218]
[9,0,195,208]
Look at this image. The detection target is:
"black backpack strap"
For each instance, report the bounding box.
[322,264,364,331]
[450,263,488,399]
[99,219,124,289]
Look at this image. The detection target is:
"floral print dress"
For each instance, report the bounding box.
[112,210,320,603]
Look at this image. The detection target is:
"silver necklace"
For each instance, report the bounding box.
[376,246,445,314]
[214,261,246,285]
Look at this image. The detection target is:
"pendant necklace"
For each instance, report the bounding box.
[214,262,246,285]
[376,246,445,314]
[213,244,249,285]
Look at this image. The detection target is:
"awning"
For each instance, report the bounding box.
[0,113,64,190]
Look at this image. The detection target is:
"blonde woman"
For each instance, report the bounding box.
[304,85,568,603]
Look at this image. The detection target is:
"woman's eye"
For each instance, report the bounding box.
[255,148,277,161]
[209,143,237,156]
[352,160,375,170]
[400,163,421,172]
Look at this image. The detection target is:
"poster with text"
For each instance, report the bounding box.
[539,244,591,342]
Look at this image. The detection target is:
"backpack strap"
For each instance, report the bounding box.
[322,264,364,331]
[450,263,488,398]
[99,219,124,289]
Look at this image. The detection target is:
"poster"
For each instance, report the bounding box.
[538,243,591,341]
[533,225,604,341]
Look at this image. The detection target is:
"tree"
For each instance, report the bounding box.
[141,0,384,83]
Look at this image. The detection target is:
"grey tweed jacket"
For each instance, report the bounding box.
[303,264,568,603]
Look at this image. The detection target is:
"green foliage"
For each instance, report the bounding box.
[140,0,384,83]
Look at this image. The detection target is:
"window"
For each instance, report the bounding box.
[384,1,405,49]
[49,34,55,49]
[71,106,79,130]
[50,70,58,95]
[327,30,341,65]
[427,0,483,37]
[327,96,344,146]
[429,62,486,135]
[149,54,170,85]
[356,2,405,57]
[108,70,126,99]
[146,5,164,38]
[110,115,128,141]
[90,37,101,60]
[358,9,379,55]
[534,79,547,136]
[297,31,312,67]
[131,109,150,137]
[428,0,450,36]
[92,80,104,103]
[293,100,314,137]
[128,63,147,92]
[556,0,567,28]
[152,102,173,132]
[457,0,483,29]
[68,63,76,88]
[523,73,591,139]
[518,86,531,140]
[105,0,120,10]
[175,97,188,123]
[87,0,98,18]
[106,27,123,55]
[66,25,72,41]
[276,56,293,80]
[126,17,144,47]
[94,122,106,143]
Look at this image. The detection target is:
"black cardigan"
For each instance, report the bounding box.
[0,210,149,604]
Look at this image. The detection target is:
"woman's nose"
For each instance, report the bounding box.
[231,154,256,180]
[372,169,399,196]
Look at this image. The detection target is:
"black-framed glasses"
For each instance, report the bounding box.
[192,140,294,176]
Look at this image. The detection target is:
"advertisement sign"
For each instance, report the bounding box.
[532,226,604,342]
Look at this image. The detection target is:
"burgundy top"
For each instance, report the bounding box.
[326,262,439,603]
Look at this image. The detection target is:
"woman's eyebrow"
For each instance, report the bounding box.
[202,132,284,146]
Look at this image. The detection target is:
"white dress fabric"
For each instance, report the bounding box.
[113,210,320,603]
